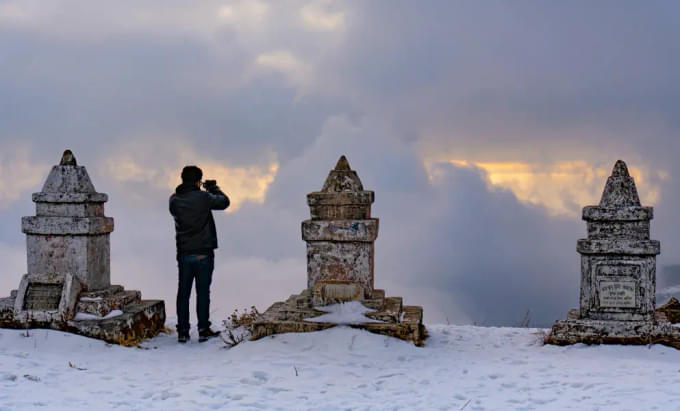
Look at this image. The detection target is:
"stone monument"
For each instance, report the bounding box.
[251,156,426,345]
[0,150,165,345]
[546,160,680,348]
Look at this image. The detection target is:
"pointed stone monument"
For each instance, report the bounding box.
[251,156,426,345]
[546,160,680,348]
[0,150,166,345]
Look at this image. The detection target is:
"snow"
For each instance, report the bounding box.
[305,301,383,324]
[79,297,103,302]
[1,323,680,410]
[72,310,124,321]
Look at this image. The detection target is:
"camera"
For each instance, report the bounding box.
[202,180,217,190]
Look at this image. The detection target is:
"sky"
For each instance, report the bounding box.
[1,1,679,327]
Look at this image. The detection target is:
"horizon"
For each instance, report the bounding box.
[2,1,680,327]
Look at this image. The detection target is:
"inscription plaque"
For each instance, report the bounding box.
[23,283,63,310]
[599,280,637,308]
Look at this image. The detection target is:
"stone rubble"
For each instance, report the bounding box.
[0,150,165,345]
[251,156,426,346]
[546,160,680,348]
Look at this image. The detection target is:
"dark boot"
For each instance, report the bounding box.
[198,328,220,343]
[178,331,190,343]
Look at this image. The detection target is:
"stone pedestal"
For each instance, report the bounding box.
[546,160,680,348]
[0,150,165,346]
[253,156,426,346]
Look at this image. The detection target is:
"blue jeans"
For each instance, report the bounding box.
[176,254,214,333]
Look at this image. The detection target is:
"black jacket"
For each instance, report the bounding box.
[169,183,230,256]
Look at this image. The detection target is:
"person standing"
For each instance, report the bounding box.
[169,166,229,343]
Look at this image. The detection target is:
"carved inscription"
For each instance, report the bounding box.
[599,280,637,308]
[23,283,63,310]
[597,264,640,277]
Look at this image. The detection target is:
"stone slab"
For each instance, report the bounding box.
[251,320,426,346]
[13,273,81,325]
[0,297,14,325]
[306,242,374,295]
[657,298,680,324]
[309,205,372,220]
[76,289,141,316]
[22,216,114,235]
[307,191,374,206]
[67,299,166,346]
[587,220,650,240]
[545,317,680,349]
[254,290,426,346]
[302,219,378,242]
[582,206,653,221]
[577,239,660,255]
[36,203,105,217]
[26,234,111,290]
[32,192,108,203]
[579,256,656,321]
[312,280,363,306]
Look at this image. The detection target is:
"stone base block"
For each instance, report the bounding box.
[0,297,15,326]
[252,289,426,346]
[76,286,141,317]
[67,300,166,346]
[0,295,166,346]
[545,312,680,349]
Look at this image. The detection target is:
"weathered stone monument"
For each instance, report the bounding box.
[251,156,426,345]
[546,160,680,347]
[0,150,165,345]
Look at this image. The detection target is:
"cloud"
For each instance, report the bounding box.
[221,114,581,326]
[300,2,345,31]
[0,242,27,296]
[217,0,269,32]
[103,142,279,212]
[0,144,48,210]
[256,50,306,74]
[427,160,664,217]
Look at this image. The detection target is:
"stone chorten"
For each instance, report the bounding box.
[0,150,165,345]
[252,156,426,345]
[303,155,378,305]
[546,160,680,347]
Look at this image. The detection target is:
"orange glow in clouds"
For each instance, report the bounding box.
[436,160,662,217]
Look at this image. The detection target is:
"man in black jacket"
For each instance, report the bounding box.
[169,166,230,343]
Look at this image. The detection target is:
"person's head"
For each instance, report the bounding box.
[181,166,202,187]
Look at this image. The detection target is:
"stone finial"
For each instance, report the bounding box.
[599,160,641,208]
[41,151,96,194]
[335,155,351,171]
[321,155,364,192]
[60,150,77,166]
[611,160,629,178]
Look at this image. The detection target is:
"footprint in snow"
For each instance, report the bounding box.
[155,390,181,400]
[266,387,290,394]
[253,371,268,382]
[240,371,269,386]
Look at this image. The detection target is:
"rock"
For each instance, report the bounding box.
[657,298,680,324]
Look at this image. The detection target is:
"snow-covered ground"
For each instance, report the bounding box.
[1,322,680,410]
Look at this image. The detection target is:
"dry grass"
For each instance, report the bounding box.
[221,306,260,348]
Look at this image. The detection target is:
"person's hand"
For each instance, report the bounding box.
[202,180,218,192]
